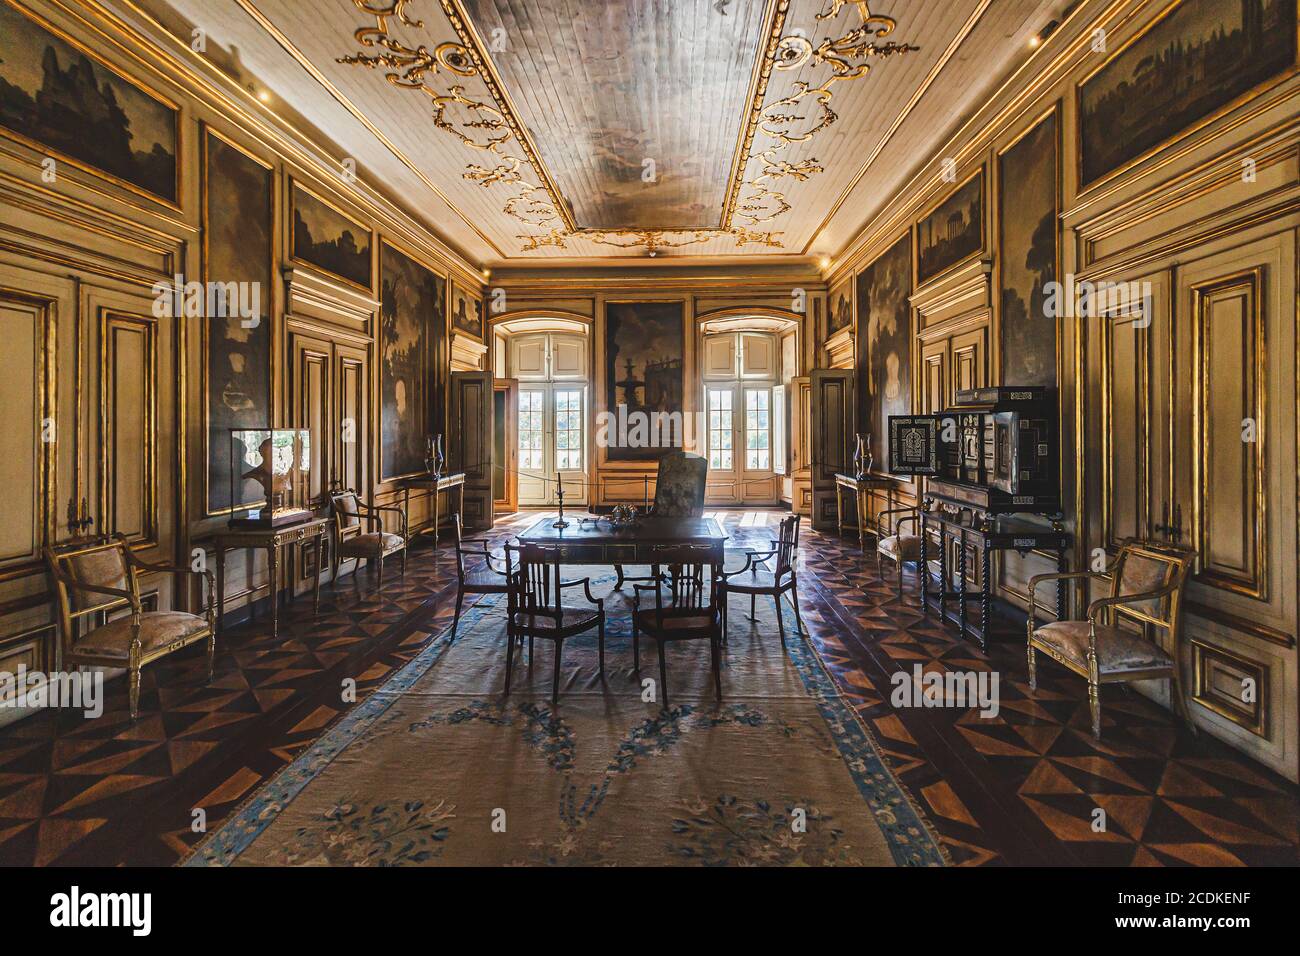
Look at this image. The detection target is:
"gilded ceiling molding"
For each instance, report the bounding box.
[336,0,915,255]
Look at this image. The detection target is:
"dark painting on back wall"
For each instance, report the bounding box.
[204,132,272,515]
[916,169,983,285]
[291,181,373,289]
[604,302,685,461]
[1079,0,1297,186]
[856,234,912,471]
[451,282,484,339]
[827,277,853,336]
[999,108,1059,387]
[380,242,444,482]
[0,1,178,203]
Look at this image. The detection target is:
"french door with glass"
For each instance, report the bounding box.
[517,384,587,506]
[705,382,778,505]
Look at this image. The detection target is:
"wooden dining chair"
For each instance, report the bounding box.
[874,506,922,594]
[1027,539,1196,740]
[449,514,510,641]
[720,514,803,645]
[631,542,725,709]
[45,534,216,719]
[503,543,605,704]
[613,451,707,589]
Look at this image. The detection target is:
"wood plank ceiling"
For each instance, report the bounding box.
[120,0,1065,263]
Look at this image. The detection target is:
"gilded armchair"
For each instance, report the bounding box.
[328,490,408,588]
[1027,539,1196,739]
[45,534,216,719]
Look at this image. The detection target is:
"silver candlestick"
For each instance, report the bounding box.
[552,480,569,529]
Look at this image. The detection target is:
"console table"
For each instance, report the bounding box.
[918,506,1068,650]
[213,517,328,641]
[833,473,897,549]
[401,472,466,547]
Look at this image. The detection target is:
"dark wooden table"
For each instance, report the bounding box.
[213,516,328,640]
[516,515,728,565]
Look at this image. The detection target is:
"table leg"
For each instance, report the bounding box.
[432,482,440,549]
[215,543,225,638]
[856,487,868,550]
[313,535,322,615]
[958,528,968,638]
[919,512,929,613]
[269,544,279,640]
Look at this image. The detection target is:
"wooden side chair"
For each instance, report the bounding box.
[449,514,510,641]
[45,534,216,719]
[631,542,725,709]
[875,506,922,594]
[328,489,408,589]
[720,514,804,645]
[613,450,707,589]
[1027,539,1196,740]
[503,543,605,705]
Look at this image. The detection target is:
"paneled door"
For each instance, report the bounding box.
[809,369,854,529]
[451,370,495,529]
[493,378,519,513]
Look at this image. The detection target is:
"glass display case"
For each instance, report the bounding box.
[228,428,312,529]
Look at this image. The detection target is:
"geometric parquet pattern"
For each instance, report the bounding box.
[0,510,1296,866]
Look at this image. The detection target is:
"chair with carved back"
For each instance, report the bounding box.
[719,514,804,645]
[631,542,725,709]
[44,534,216,719]
[503,543,605,704]
[1027,539,1196,739]
[450,514,510,641]
[613,451,707,589]
[328,489,408,589]
[874,506,922,594]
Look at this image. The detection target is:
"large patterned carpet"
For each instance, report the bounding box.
[189,574,944,866]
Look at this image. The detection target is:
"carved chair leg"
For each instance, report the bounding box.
[790,579,805,639]
[377,554,384,590]
[598,617,605,675]
[614,565,625,589]
[749,593,756,621]
[774,592,786,647]
[896,558,903,596]
[450,588,465,642]
[658,640,669,711]
[504,633,516,695]
[206,632,216,681]
[552,639,563,705]
[1026,642,1037,692]
[1088,681,1102,739]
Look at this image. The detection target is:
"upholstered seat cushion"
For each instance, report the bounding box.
[339,532,404,558]
[723,570,786,592]
[1032,621,1173,674]
[75,611,208,660]
[878,534,921,561]
[512,607,601,631]
[634,608,716,634]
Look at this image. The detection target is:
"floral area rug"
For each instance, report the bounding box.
[187,572,946,866]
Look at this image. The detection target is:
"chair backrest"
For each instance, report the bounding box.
[505,543,565,619]
[1108,539,1195,634]
[774,514,800,579]
[329,491,362,540]
[45,535,139,651]
[641,542,724,628]
[652,451,707,518]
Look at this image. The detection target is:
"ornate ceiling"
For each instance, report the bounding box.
[118,0,1064,265]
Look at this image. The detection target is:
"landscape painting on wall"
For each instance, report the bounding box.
[1079,0,1297,186]
[0,1,178,202]
[451,282,484,339]
[291,182,373,289]
[827,278,853,336]
[204,132,272,515]
[604,302,684,461]
[999,109,1059,388]
[856,234,912,472]
[380,242,444,482]
[916,169,984,285]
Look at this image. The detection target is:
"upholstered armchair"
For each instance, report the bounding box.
[1027,539,1196,740]
[45,534,216,719]
[614,450,708,589]
[328,490,408,588]
[875,506,922,594]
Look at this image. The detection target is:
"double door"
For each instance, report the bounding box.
[517,383,587,506]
